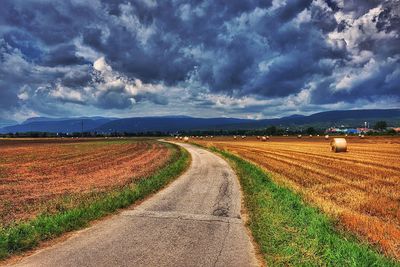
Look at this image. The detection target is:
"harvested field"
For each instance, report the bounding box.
[190,136,400,259]
[0,138,171,226]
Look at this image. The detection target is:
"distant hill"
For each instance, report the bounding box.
[0,119,18,128]
[244,109,400,129]
[0,117,116,133]
[1,109,399,133]
[94,117,254,133]
[21,116,116,124]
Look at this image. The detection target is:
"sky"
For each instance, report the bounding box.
[0,0,399,121]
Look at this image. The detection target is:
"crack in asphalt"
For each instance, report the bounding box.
[210,171,234,266]
[212,171,232,218]
[212,221,231,267]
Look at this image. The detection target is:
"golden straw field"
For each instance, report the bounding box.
[190,136,400,258]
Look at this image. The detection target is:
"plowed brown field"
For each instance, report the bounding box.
[190,136,400,258]
[0,138,171,226]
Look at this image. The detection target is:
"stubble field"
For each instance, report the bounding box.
[0,138,171,226]
[190,136,400,258]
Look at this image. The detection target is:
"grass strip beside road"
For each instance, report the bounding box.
[208,146,398,266]
[0,142,190,260]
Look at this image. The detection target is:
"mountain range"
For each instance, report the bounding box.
[0,119,18,129]
[1,109,399,134]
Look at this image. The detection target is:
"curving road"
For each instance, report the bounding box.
[11,142,259,267]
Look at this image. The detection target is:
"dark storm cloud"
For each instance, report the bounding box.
[42,44,87,67]
[0,0,399,119]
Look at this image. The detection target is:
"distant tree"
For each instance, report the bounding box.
[306,127,316,135]
[266,126,277,135]
[387,129,396,135]
[276,128,285,135]
[374,121,387,131]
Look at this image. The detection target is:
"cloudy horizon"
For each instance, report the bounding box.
[1,0,399,122]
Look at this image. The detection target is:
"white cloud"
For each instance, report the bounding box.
[328,6,398,52]
[50,83,84,102]
[89,57,166,107]
[269,0,286,12]
[325,5,399,95]
[350,50,373,65]
[16,56,167,111]
[224,7,268,37]
[199,93,273,109]
[178,4,191,21]
[177,2,208,21]
[74,37,102,62]
[117,3,157,45]
[385,67,400,83]
[17,89,29,101]
[311,0,333,12]
[137,0,157,8]
[258,60,272,72]
[335,59,376,91]
[284,88,312,108]
[93,56,111,73]
[292,8,312,27]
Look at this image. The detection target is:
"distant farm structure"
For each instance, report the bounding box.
[325,127,363,134]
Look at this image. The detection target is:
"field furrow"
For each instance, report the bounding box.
[192,136,400,259]
[0,138,171,226]
[231,146,400,199]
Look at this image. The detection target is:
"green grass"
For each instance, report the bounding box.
[209,146,398,267]
[0,142,190,260]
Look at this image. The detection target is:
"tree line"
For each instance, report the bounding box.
[1,121,397,138]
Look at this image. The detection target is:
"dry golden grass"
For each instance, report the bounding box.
[0,138,171,226]
[190,136,400,259]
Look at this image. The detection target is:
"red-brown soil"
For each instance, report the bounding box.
[0,138,171,225]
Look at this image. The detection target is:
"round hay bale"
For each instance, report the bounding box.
[330,138,347,153]
[261,136,267,141]
[359,134,365,139]
[241,135,246,139]
[200,136,204,139]
[179,136,183,140]
[297,135,302,138]
[183,136,189,142]
[309,134,313,138]
[175,136,178,139]
[256,136,260,139]
[233,135,237,139]
[324,135,329,140]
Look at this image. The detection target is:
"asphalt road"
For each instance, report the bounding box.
[11,142,259,267]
